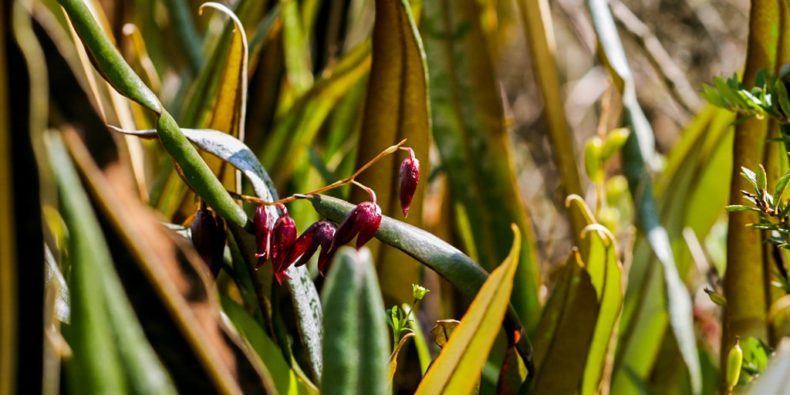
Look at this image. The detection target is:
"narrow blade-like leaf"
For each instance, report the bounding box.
[422,0,541,330]
[415,225,521,394]
[321,247,390,395]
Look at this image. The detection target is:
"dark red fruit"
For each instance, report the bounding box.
[331,201,382,252]
[399,148,420,217]
[271,204,297,284]
[190,204,226,278]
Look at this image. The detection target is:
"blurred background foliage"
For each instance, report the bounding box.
[8,0,790,393]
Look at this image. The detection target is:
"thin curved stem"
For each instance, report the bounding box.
[233,139,407,206]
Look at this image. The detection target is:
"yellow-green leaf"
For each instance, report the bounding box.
[415,225,521,395]
[531,252,598,394]
[586,0,702,391]
[201,2,249,193]
[580,224,624,395]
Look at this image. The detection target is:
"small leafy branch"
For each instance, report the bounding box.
[727,166,790,291]
[387,284,430,350]
[703,70,790,124]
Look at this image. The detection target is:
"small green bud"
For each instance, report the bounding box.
[601,127,630,160]
[704,287,728,307]
[726,337,743,391]
[585,137,604,183]
[412,284,430,301]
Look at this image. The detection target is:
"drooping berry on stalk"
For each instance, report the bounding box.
[331,188,382,254]
[254,204,275,267]
[190,203,227,278]
[287,220,337,275]
[399,147,420,217]
[271,204,297,284]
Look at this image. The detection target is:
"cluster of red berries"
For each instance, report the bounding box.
[189,147,419,283]
[254,148,420,283]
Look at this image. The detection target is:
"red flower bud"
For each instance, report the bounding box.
[271,204,297,284]
[287,220,337,275]
[190,204,226,278]
[254,205,275,266]
[331,201,382,252]
[399,148,420,217]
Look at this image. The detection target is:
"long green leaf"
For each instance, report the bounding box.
[586,0,701,392]
[350,0,432,304]
[50,137,126,394]
[50,133,178,395]
[161,0,203,73]
[415,225,521,394]
[280,0,313,96]
[321,247,390,395]
[422,0,541,331]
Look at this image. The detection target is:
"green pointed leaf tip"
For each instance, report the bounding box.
[773,172,790,209]
[756,165,768,190]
